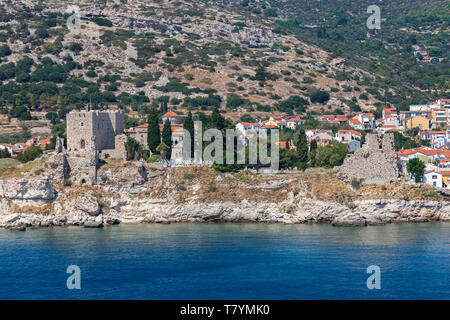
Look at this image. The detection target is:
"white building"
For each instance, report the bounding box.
[409,105,430,111]
[236,122,262,137]
[349,113,376,130]
[423,170,442,188]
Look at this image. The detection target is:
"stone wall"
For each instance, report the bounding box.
[338,133,399,184]
[99,134,127,160]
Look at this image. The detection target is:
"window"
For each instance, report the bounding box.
[80,122,84,127]
[432,175,437,179]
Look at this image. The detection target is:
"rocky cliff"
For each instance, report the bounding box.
[0,163,449,231]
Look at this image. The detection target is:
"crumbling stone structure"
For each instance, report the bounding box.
[63,109,127,186]
[338,133,399,184]
[51,138,70,184]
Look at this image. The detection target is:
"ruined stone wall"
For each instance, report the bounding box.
[338,133,399,184]
[99,134,127,160]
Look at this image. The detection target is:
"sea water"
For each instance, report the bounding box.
[0,222,448,299]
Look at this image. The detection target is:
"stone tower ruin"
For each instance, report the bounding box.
[338,133,399,184]
[67,109,126,159]
[64,109,127,186]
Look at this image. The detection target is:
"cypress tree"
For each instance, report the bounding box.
[310,139,317,152]
[296,129,308,166]
[162,119,172,160]
[211,107,224,130]
[147,108,161,154]
[183,111,195,158]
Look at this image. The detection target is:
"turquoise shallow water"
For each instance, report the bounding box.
[0,222,448,299]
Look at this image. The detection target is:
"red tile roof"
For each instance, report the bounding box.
[162,111,179,117]
[240,122,260,126]
[349,118,361,125]
[338,130,362,136]
[420,131,446,134]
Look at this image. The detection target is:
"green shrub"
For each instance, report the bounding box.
[91,17,113,27]
[146,155,159,163]
[309,90,330,104]
[16,145,42,163]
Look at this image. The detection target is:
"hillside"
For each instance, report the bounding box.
[0,0,387,132]
[211,0,449,108]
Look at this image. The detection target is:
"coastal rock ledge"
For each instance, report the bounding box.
[1,168,449,230]
[0,196,449,230]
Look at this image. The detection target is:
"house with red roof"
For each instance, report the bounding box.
[316,114,348,124]
[0,143,16,155]
[349,113,376,130]
[236,122,263,137]
[335,130,362,143]
[377,125,401,134]
[419,130,446,143]
[162,111,183,124]
[285,116,305,129]
[423,170,442,188]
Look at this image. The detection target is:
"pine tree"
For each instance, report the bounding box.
[296,129,308,167]
[147,108,161,154]
[162,119,172,160]
[211,107,224,130]
[183,111,195,158]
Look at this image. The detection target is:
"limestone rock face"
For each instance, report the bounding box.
[76,191,100,216]
[332,213,367,226]
[0,178,56,201]
[83,215,103,228]
[135,202,298,224]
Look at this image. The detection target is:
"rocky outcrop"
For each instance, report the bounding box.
[0,171,449,230]
[1,195,449,230]
[293,198,450,226]
[0,178,56,201]
[83,215,103,228]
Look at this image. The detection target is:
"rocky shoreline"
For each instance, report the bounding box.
[1,190,449,230]
[1,163,450,231]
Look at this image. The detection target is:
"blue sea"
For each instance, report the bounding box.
[0,223,448,299]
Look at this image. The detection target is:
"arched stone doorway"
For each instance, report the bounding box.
[80,139,86,149]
